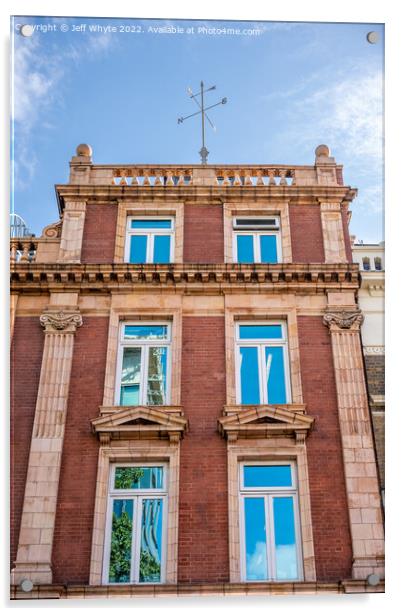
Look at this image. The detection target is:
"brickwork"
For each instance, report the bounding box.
[10,317,44,568]
[289,206,325,263]
[183,205,224,263]
[297,316,353,580]
[52,317,109,584]
[364,355,385,399]
[81,203,118,263]
[372,412,384,491]
[179,316,229,583]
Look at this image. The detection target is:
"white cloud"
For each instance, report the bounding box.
[246,541,267,579]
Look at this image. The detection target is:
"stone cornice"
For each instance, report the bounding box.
[39,310,83,333]
[323,310,364,331]
[11,263,360,294]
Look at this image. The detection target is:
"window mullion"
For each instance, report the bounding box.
[259,344,267,404]
[148,233,154,263]
[255,233,261,263]
[267,495,276,581]
[141,346,148,405]
[132,496,141,583]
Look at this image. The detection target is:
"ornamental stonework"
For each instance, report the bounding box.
[323,310,364,331]
[40,310,83,332]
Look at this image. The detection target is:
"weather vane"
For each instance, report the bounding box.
[178,81,227,165]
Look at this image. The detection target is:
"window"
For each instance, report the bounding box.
[125,217,174,263]
[235,322,291,405]
[374,257,382,271]
[239,462,302,582]
[116,323,171,406]
[233,217,281,263]
[103,463,167,584]
[362,257,371,271]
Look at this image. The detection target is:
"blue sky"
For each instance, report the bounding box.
[11,16,384,241]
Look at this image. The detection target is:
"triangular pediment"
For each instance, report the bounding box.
[91,405,188,443]
[218,404,314,442]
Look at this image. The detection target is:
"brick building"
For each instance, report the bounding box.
[10,143,384,599]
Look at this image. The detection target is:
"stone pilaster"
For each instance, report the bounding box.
[11,309,82,585]
[323,309,384,580]
[320,203,347,263]
[57,201,87,263]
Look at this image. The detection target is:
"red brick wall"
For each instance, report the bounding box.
[341,206,353,263]
[179,316,228,582]
[52,317,109,584]
[289,205,325,262]
[183,205,224,263]
[298,316,353,580]
[10,317,44,568]
[81,203,118,263]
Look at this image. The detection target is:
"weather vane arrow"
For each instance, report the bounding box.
[178,81,227,165]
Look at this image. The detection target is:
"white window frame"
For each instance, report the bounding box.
[102,462,168,585]
[234,321,292,405]
[232,217,282,263]
[125,216,175,263]
[115,321,172,406]
[238,460,303,583]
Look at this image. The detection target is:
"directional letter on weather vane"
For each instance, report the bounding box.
[178,81,227,165]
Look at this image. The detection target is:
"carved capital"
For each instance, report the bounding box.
[323,310,364,331]
[40,310,83,333]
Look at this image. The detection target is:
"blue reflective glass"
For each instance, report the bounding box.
[139,499,163,582]
[129,235,147,263]
[108,499,133,583]
[260,235,278,263]
[240,347,260,404]
[239,325,282,340]
[153,236,171,263]
[243,465,292,488]
[131,219,172,229]
[244,497,268,580]
[237,235,254,263]
[147,347,167,405]
[273,497,298,580]
[124,325,168,339]
[120,384,139,406]
[114,466,164,490]
[265,346,287,403]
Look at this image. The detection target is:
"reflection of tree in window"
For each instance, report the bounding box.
[109,500,133,583]
[140,499,162,582]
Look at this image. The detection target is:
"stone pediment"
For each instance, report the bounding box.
[91,405,188,443]
[218,404,314,442]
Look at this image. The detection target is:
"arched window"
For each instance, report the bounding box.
[362,257,371,271]
[374,257,382,271]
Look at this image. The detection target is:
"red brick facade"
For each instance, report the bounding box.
[289,205,325,263]
[298,316,353,580]
[81,203,118,263]
[179,317,228,583]
[10,318,44,567]
[52,318,109,583]
[183,204,224,263]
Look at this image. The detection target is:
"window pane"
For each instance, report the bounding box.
[273,497,298,580]
[114,466,164,490]
[147,347,167,405]
[139,499,163,583]
[153,236,171,263]
[108,499,133,583]
[124,325,168,340]
[237,235,254,263]
[244,497,268,580]
[129,235,147,263]
[243,465,292,488]
[260,235,278,263]
[131,219,172,229]
[239,347,260,404]
[239,324,282,340]
[265,346,287,404]
[120,348,141,405]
